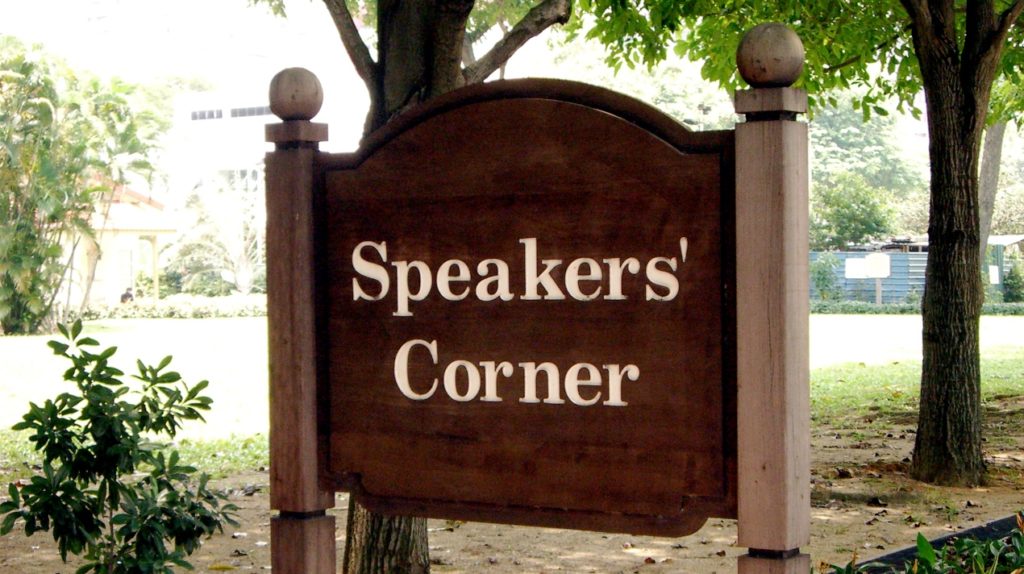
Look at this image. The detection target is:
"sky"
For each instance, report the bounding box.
[0,0,943,179]
[1,0,344,89]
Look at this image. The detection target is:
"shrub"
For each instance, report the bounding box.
[822,513,1024,573]
[0,321,237,572]
[76,294,267,321]
[811,300,1024,316]
[811,253,844,301]
[1005,264,1024,303]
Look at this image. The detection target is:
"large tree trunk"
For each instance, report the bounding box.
[913,98,986,485]
[978,121,1006,266]
[904,1,1004,486]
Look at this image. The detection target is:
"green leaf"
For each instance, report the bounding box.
[917,532,937,567]
[158,355,173,370]
[1,511,20,535]
[47,341,69,355]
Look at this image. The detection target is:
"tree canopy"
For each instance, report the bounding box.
[0,37,157,334]
[577,0,1024,486]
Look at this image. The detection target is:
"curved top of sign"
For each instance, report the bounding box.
[314,77,738,536]
[347,78,732,164]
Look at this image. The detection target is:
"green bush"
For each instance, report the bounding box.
[0,321,237,572]
[811,300,1024,316]
[823,515,1024,573]
[76,294,267,321]
[811,253,844,301]
[1005,264,1024,303]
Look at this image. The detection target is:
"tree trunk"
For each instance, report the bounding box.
[344,503,430,574]
[909,27,988,486]
[345,3,474,571]
[367,0,473,133]
[326,1,570,569]
[978,121,1006,267]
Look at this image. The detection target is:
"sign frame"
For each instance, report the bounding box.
[266,23,810,572]
[312,79,738,536]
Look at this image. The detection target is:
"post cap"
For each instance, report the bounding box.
[269,68,324,121]
[736,24,805,88]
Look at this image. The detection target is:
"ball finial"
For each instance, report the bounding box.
[269,68,323,121]
[736,23,805,88]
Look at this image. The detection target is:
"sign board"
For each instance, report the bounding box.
[315,81,737,535]
[845,253,891,279]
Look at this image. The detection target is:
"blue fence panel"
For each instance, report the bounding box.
[810,252,928,303]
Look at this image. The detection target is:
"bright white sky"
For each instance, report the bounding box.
[0,0,347,90]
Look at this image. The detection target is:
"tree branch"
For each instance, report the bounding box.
[462,0,571,85]
[822,25,911,74]
[322,0,378,89]
[997,0,1024,41]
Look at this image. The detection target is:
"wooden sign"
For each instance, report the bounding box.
[315,80,736,535]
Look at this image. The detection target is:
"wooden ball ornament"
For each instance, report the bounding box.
[269,68,324,121]
[736,23,805,88]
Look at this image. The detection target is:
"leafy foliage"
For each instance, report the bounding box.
[810,252,843,301]
[810,93,924,196]
[0,37,157,334]
[573,0,925,114]
[0,321,237,572]
[810,301,1024,315]
[1005,264,1024,303]
[811,173,894,251]
[821,513,1024,573]
[167,169,266,296]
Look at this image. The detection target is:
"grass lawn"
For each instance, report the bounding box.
[0,317,268,438]
[0,314,1021,475]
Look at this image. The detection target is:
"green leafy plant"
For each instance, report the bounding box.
[811,252,844,301]
[820,512,1024,573]
[1004,264,1024,303]
[0,321,237,573]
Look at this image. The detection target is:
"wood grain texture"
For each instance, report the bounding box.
[734,88,808,115]
[315,79,737,536]
[270,514,337,574]
[266,146,334,513]
[735,111,810,551]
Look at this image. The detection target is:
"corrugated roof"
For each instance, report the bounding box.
[989,235,1024,247]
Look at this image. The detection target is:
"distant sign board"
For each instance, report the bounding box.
[315,82,737,535]
[845,253,891,279]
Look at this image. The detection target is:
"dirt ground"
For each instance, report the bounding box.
[1,397,1022,573]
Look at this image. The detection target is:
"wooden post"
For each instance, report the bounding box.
[734,24,811,571]
[265,68,336,574]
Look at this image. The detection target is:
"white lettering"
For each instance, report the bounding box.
[565,258,603,301]
[565,363,602,406]
[475,259,514,301]
[437,259,471,301]
[602,363,638,406]
[443,360,481,402]
[603,257,640,300]
[479,361,513,402]
[394,339,438,400]
[392,260,433,317]
[645,257,679,301]
[518,361,565,404]
[352,241,390,301]
[520,238,565,301]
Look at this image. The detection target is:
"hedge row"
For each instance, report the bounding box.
[78,296,1024,320]
[812,300,1024,315]
[79,295,267,320]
